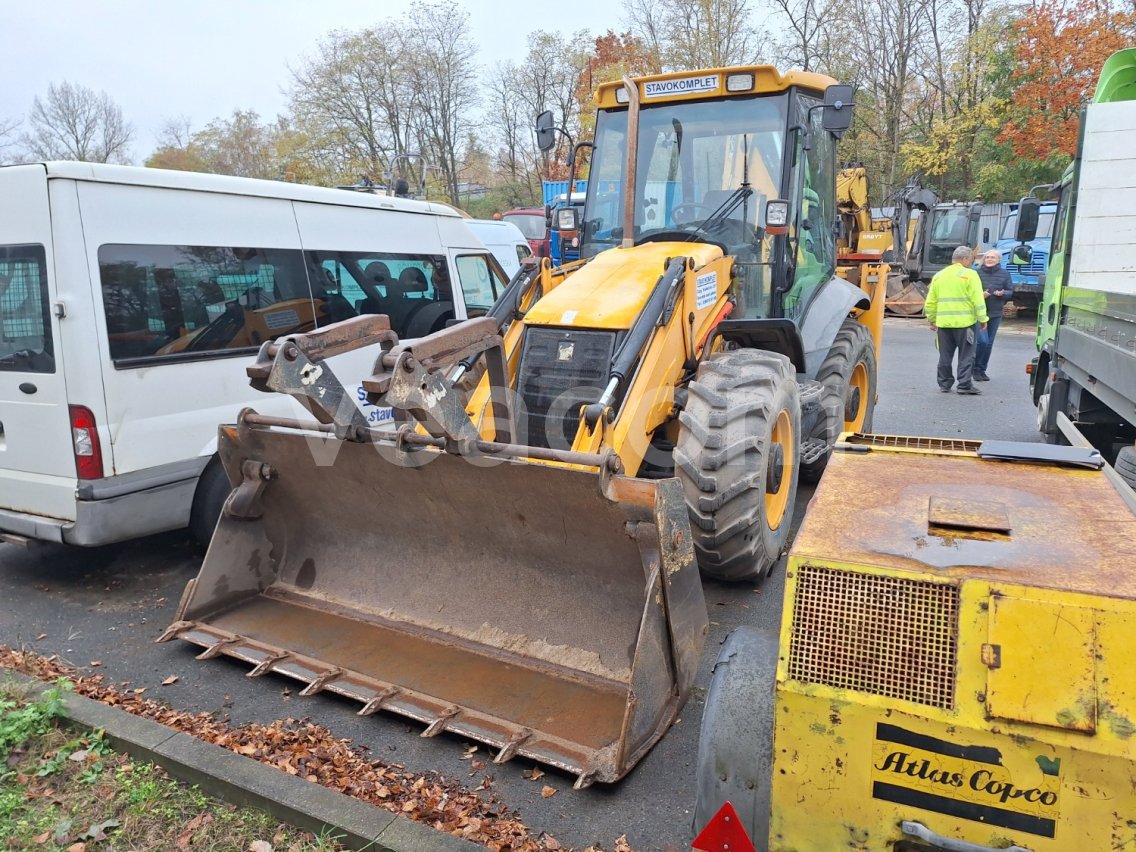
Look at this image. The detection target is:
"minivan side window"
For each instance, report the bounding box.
[455,254,505,315]
[98,244,316,364]
[306,250,456,339]
[0,244,53,373]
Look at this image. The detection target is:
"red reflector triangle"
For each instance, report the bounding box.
[692,801,757,852]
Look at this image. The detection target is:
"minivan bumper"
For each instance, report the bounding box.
[0,458,206,547]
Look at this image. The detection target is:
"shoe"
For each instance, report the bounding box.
[974,372,990,382]
[957,385,982,395]
[939,386,952,393]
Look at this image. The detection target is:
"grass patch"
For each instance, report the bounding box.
[0,679,342,851]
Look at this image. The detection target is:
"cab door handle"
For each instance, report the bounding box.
[18,382,37,394]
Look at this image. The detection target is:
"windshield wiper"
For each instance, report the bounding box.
[684,187,754,242]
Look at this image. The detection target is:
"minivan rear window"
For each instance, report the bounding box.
[0,244,53,373]
[98,244,317,364]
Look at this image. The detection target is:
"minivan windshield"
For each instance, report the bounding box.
[580,94,789,258]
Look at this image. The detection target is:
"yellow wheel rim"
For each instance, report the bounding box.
[765,408,794,530]
[845,362,870,432]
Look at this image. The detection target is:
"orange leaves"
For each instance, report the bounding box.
[1001,0,1136,160]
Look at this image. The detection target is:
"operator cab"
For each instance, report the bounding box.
[547,69,852,321]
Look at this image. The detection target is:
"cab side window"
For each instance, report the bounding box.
[784,95,837,321]
[0,244,53,373]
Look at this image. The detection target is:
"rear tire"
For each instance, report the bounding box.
[675,349,800,583]
[693,626,777,847]
[189,458,232,548]
[1116,445,1136,492]
[801,319,877,483]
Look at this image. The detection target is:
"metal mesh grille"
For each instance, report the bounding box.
[788,565,959,710]
[842,433,981,454]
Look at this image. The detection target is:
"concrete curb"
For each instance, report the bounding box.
[2,671,483,852]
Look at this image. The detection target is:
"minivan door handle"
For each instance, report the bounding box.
[18,382,37,395]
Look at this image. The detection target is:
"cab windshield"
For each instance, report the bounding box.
[581,94,789,258]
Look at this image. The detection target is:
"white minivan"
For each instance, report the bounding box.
[465,218,533,277]
[0,162,509,547]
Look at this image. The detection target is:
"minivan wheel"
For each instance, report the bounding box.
[189,458,232,548]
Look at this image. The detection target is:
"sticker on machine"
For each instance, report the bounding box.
[696,271,718,309]
[870,723,1060,838]
[644,75,718,99]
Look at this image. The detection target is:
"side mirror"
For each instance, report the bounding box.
[1012,244,1032,265]
[536,110,556,153]
[1016,196,1040,242]
[821,85,854,134]
[556,207,579,232]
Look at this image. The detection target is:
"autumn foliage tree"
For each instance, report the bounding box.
[999,0,1135,160]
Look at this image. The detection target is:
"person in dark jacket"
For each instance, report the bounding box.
[973,249,1013,380]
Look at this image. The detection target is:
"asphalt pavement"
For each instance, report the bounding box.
[0,314,1043,851]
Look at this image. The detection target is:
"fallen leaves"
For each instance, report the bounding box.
[161,675,179,686]
[0,645,632,851]
[248,840,273,852]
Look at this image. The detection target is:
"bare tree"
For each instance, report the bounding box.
[401,1,479,205]
[0,116,21,164]
[623,0,767,68]
[22,81,132,163]
[769,0,843,71]
[288,27,414,184]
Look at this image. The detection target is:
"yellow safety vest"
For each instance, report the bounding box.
[926,264,988,328]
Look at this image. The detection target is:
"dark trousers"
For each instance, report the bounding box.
[937,325,977,389]
[974,314,1002,374]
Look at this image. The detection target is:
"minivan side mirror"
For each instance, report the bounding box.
[822,85,854,134]
[1016,196,1040,242]
[536,111,556,153]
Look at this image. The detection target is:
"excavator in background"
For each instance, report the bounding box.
[834,168,947,317]
[162,64,886,787]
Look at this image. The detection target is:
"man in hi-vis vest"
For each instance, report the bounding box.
[925,245,989,395]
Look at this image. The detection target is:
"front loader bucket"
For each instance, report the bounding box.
[163,418,708,787]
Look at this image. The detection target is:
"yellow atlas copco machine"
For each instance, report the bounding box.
[162,65,886,786]
[695,435,1136,850]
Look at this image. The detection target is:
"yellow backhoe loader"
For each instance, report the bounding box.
[162,65,886,786]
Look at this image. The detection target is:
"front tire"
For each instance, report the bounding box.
[801,319,877,483]
[675,349,800,583]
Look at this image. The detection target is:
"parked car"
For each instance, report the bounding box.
[501,207,549,258]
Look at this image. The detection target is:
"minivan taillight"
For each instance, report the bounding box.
[69,405,104,481]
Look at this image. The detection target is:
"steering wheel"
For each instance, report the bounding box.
[671,202,713,226]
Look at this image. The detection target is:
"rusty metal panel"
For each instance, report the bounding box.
[927,496,1011,535]
[793,448,1136,601]
[986,596,1097,733]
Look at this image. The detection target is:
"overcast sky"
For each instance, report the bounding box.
[2,0,625,158]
